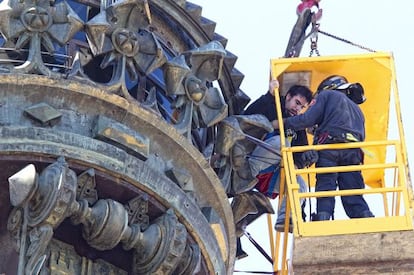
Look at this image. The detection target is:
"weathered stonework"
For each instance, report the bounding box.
[293,230,414,274]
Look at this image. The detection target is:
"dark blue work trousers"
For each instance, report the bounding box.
[315,148,371,218]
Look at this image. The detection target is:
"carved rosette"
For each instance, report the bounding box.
[0,0,83,74]
[163,41,228,138]
[84,0,166,98]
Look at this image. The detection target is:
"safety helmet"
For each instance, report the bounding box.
[317,75,348,91]
[317,75,366,104]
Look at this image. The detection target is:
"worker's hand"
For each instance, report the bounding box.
[285,129,297,140]
[306,124,318,135]
[302,150,318,167]
[272,119,280,130]
[272,118,288,130]
[269,79,279,96]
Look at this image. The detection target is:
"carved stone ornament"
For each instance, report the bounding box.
[7,157,201,275]
[0,0,242,273]
[163,41,228,139]
[215,114,274,195]
[47,239,128,274]
[0,0,83,75]
[82,0,166,99]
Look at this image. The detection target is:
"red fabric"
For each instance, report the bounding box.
[255,172,279,199]
[297,0,319,14]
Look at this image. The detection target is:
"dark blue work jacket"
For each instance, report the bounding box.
[284,90,365,143]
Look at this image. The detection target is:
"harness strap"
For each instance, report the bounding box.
[317,132,360,144]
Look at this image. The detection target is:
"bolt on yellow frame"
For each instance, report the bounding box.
[268,52,413,274]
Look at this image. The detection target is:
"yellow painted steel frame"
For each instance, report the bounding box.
[267,52,413,274]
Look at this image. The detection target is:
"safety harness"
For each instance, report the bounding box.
[316,132,360,144]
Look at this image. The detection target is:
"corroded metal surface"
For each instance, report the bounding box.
[0,0,259,273]
[0,74,232,273]
[8,157,197,274]
[163,41,228,139]
[215,114,274,195]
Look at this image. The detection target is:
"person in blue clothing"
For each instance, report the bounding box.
[244,79,313,231]
[273,75,374,221]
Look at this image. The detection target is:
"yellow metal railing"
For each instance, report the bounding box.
[286,140,412,237]
[269,139,413,274]
[267,52,413,274]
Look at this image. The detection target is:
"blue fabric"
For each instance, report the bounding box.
[265,165,280,198]
[315,148,371,218]
[284,90,365,143]
[264,131,276,141]
[276,175,308,224]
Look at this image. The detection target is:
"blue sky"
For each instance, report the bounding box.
[192,0,414,273]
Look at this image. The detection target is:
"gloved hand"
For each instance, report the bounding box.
[301,150,318,167]
[285,128,297,140]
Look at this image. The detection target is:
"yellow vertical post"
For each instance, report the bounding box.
[267,214,275,260]
[273,168,285,273]
[390,54,414,213]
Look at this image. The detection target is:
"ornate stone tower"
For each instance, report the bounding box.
[0,0,258,274]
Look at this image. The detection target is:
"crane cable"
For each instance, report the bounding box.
[308,23,377,57]
[317,28,377,53]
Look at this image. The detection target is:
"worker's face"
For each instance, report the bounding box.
[285,94,309,116]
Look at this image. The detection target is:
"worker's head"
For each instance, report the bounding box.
[285,85,313,116]
[317,75,366,104]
